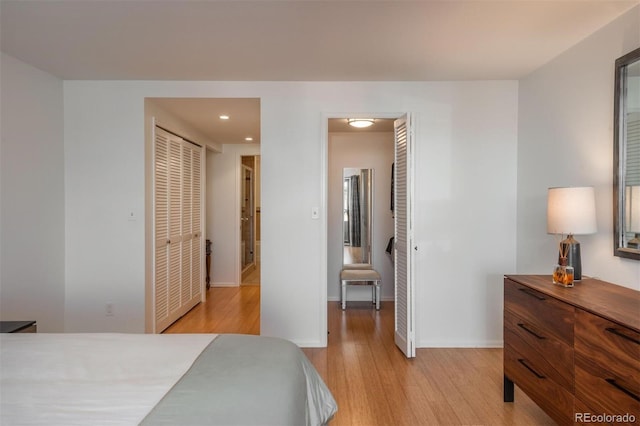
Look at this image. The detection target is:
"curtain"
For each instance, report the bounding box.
[348,175,361,247]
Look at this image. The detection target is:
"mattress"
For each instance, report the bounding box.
[0,333,337,426]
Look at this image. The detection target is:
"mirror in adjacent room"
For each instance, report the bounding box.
[343,168,373,267]
[614,47,640,260]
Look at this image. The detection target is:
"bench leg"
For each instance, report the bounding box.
[375,281,381,310]
[341,281,346,310]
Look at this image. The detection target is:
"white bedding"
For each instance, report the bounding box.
[0,333,216,425]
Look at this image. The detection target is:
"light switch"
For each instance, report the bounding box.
[311,207,320,219]
[128,210,137,221]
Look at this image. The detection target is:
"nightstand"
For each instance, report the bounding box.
[0,320,37,333]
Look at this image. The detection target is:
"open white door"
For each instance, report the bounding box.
[394,114,415,358]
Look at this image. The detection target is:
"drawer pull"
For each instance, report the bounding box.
[517,288,546,301]
[518,359,545,379]
[605,327,640,345]
[517,323,546,340]
[605,378,640,402]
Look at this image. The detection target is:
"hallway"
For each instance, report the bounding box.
[164,285,259,334]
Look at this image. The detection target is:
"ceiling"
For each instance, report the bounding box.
[149,98,262,145]
[2,0,638,144]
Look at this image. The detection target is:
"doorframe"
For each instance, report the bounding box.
[234,153,254,286]
[320,112,411,347]
[240,160,258,283]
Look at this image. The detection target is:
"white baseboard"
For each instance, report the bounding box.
[212,282,239,287]
[416,339,504,348]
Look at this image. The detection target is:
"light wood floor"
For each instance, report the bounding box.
[164,288,554,425]
[242,262,260,285]
[164,285,260,334]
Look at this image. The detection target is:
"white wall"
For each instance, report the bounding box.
[207,144,260,286]
[517,6,640,290]
[62,80,518,347]
[328,131,395,302]
[413,83,519,347]
[0,53,65,331]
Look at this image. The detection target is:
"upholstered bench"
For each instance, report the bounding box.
[340,268,382,310]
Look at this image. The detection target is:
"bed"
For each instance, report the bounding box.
[0,333,337,425]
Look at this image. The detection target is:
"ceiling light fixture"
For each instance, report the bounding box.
[348,118,375,128]
[245,137,253,142]
[219,115,230,120]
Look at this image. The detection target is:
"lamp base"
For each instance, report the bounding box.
[628,234,640,249]
[559,235,583,281]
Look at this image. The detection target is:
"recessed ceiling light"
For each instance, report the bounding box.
[348,118,375,128]
[245,137,253,142]
[219,115,230,120]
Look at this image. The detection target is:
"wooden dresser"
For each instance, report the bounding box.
[503,275,639,425]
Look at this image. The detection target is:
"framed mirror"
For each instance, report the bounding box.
[343,168,373,267]
[614,47,640,260]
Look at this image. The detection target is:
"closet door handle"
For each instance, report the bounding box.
[518,323,546,340]
[518,288,546,301]
[605,379,640,401]
[518,359,545,379]
[605,327,640,345]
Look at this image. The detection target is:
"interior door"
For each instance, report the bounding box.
[241,165,254,269]
[394,114,416,358]
[153,126,203,333]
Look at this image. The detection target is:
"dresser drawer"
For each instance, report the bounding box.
[504,309,573,391]
[504,341,574,425]
[575,366,640,423]
[575,310,640,420]
[504,279,574,345]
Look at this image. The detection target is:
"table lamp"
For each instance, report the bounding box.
[547,187,597,280]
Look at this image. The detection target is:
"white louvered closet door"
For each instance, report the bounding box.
[191,149,202,300]
[154,127,203,333]
[154,130,170,329]
[394,115,415,358]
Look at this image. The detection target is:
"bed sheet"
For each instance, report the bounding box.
[0,333,216,425]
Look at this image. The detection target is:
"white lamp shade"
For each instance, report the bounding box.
[625,185,640,232]
[547,186,597,235]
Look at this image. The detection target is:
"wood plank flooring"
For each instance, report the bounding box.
[164,288,554,425]
[309,302,555,425]
[164,285,260,334]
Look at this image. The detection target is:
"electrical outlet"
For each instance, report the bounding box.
[105,303,114,317]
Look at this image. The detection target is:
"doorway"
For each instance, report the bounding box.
[145,97,261,334]
[325,115,414,356]
[241,155,261,285]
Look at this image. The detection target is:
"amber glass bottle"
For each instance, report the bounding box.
[553,257,574,287]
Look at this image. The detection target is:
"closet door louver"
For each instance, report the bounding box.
[154,132,170,326]
[154,127,203,333]
[181,145,192,306]
[191,149,202,299]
